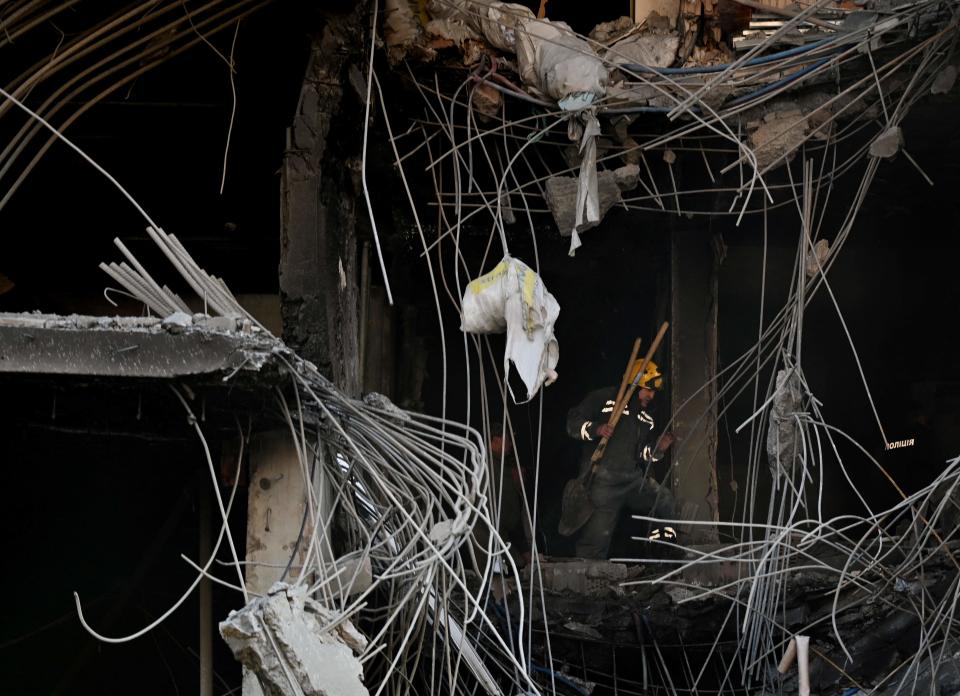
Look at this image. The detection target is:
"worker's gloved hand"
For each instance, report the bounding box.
[656,432,675,451]
[593,423,615,439]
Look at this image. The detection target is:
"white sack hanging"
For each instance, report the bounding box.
[461,256,560,403]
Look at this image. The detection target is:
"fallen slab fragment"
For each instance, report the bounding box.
[544,164,640,237]
[869,125,903,158]
[220,582,369,696]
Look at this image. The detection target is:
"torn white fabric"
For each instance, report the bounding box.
[461,256,560,403]
[569,228,583,256]
[572,114,602,255]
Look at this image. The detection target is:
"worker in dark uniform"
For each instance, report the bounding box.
[566,360,676,558]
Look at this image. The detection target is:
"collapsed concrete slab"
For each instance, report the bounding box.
[220,583,369,696]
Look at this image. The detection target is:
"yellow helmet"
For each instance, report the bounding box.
[629,359,663,390]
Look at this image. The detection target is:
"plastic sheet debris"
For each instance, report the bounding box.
[220,582,369,696]
[425,0,616,111]
[461,256,559,403]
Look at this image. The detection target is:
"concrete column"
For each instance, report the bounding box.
[242,429,320,696]
[669,228,721,542]
[245,430,314,594]
[279,9,366,396]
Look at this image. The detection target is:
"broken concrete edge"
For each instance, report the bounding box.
[0,311,256,334]
[219,582,370,696]
[0,311,287,380]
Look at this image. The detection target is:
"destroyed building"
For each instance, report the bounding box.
[2,0,960,694]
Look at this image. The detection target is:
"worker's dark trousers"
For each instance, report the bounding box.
[575,473,676,559]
